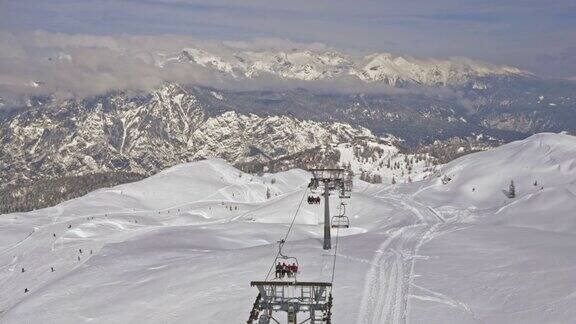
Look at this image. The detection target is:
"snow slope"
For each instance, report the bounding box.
[1,133,576,323]
[415,132,576,209]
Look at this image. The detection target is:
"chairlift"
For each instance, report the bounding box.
[331,202,350,228]
[339,172,353,199]
[339,188,351,199]
[308,178,320,192]
[273,239,299,280]
[331,215,350,228]
[307,195,321,204]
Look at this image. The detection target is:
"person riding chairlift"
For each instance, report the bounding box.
[289,263,298,276]
[275,262,282,278]
[307,196,321,205]
[281,263,288,278]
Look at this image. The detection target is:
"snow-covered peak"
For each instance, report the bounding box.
[177,48,236,75]
[157,46,528,86]
[354,53,527,86]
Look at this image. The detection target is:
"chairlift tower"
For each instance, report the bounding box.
[246,170,351,323]
[308,169,353,250]
[247,281,333,324]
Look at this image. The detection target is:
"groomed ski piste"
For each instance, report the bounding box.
[1,133,576,323]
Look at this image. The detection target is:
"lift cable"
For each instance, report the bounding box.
[330,198,345,286]
[264,187,309,281]
[330,222,341,285]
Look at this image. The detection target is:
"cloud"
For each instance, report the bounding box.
[1,31,478,106]
[1,0,575,80]
[0,29,567,113]
[0,32,218,102]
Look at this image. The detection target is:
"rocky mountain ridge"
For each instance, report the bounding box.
[3,73,575,213]
[1,83,437,198]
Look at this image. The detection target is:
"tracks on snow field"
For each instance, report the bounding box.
[357,193,441,324]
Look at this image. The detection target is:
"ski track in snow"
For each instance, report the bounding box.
[357,192,443,324]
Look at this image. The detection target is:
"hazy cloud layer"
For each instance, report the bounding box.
[0,31,483,106]
[0,32,298,101]
[1,0,575,80]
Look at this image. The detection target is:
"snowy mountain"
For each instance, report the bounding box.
[1,133,575,323]
[159,47,527,86]
[1,83,442,212]
[0,84,362,185]
[3,51,576,214]
[415,132,576,233]
[417,132,576,209]
[5,75,576,213]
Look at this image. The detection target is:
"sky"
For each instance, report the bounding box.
[0,0,575,101]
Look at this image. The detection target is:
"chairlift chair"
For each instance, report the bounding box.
[339,172,353,198]
[308,178,320,193]
[339,187,351,199]
[331,202,350,228]
[273,239,300,280]
[331,215,350,228]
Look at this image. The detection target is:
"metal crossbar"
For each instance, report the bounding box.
[247,282,333,324]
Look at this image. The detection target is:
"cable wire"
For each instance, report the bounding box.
[264,187,309,281]
[330,199,343,285]
[330,224,341,285]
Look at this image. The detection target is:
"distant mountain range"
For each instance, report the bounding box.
[158,47,528,86]
[1,45,575,213]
